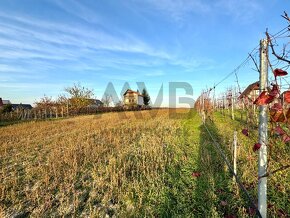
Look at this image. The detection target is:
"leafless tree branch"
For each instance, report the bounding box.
[266,31,290,64]
[281,11,290,22]
[249,53,260,73]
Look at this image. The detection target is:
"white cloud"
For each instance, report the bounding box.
[134,0,210,22]
[214,0,261,23]
[131,0,261,24]
[0,5,214,82]
[0,12,173,65]
[49,0,102,24]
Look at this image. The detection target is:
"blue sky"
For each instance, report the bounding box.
[0,0,289,106]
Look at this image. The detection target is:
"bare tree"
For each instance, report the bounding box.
[102,94,112,107]
[63,83,94,113]
[35,95,55,110]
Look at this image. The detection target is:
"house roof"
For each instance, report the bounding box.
[123,89,143,96]
[11,104,33,110]
[2,100,11,104]
[87,99,103,104]
[87,99,103,107]
[238,81,260,99]
[95,99,103,104]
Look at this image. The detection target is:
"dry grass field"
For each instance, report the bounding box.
[0,109,196,217]
[0,109,289,217]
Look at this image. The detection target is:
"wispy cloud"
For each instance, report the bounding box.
[132,0,210,22]
[214,0,261,23]
[0,11,177,79]
[49,0,102,24]
[0,0,221,104]
[132,0,261,24]
[0,11,205,77]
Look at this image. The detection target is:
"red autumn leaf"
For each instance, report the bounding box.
[274,126,285,136]
[270,109,286,123]
[192,172,201,178]
[276,112,287,123]
[283,134,290,143]
[269,84,279,98]
[242,128,249,136]
[273,68,288,77]
[283,91,290,103]
[286,108,290,119]
[253,143,261,152]
[254,91,275,105]
[270,103,285,122]
[271,102,282,111]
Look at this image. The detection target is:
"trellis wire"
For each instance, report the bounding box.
[203,122,263,218]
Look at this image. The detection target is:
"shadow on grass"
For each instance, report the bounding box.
[155,111,238,217]
[155,110,200,217]
[193,119,238,217]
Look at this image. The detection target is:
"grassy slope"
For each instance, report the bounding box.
[0,109,202,217]
[0,109,288,217]
[210,111,290,217]
[162,109,289,217]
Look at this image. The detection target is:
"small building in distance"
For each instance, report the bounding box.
[0,98,11,107]
[0,97,32,110]
[238,81,260,103]
[11,104,33,110]
[86,99,104,109]
[123,89,144,108]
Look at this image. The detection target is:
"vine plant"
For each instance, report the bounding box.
[242,12,290,179]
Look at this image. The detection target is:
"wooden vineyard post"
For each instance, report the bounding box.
[201,91,205,122]
[258,38,268,218]
[222,96,224,116]
[233,130,237,182]
[213,85,216,112]
[67,99,69,117]
[231,90,235,120]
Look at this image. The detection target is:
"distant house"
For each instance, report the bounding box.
[0,98,11,108]
[0,97,32,110]
[86,99,103,108]
[238,81,260,103]
[123,89,144,107]
[11,104,33,110]
[0,98,11,107]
